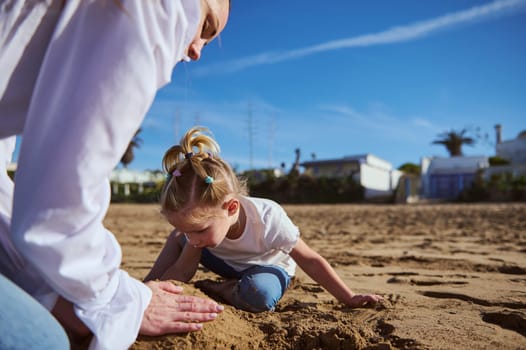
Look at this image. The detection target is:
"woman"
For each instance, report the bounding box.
[0,0,230,349]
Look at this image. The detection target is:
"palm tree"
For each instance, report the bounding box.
[120,128,142,168]
[432,129,475,157]
[289,148,301,176]
[398,162,420,175]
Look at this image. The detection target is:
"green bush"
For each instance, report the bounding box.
[248,174,364,204]
[398,162,420,175]
[111,190,161,203]
[458,171,489,202]
[488,156,510,166]
[109,174,366,204]
[460,172,526,202]
[110,181,163,203]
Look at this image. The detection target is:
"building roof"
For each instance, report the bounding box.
[300,157,361,167]
[422,156,489,175]
[301,154,393,171]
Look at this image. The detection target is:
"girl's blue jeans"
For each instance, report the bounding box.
[201,249,292,312]
[0,273,69,350]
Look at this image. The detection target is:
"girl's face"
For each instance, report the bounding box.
[165,199,238,249]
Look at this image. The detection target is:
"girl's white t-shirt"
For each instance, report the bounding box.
[207,196,300,276]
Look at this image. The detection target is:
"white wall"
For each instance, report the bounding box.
[497,137,526,164]
[365,154,393,171]
[360,163,390,191]
[359,163,402,199]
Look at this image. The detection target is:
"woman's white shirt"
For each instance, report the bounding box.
[0,1,200,349]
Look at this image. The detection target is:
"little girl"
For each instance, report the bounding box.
[145,127,382,312]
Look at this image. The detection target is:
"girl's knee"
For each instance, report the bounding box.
[233,273,285,312]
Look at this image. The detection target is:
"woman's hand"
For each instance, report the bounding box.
[140,280,224,335]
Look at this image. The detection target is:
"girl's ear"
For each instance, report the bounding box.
[223,198,239,216]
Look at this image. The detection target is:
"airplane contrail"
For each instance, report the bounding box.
[192,0,526,76]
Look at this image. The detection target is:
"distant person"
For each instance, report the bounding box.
[0,1,230,349]
[145,127,383,312]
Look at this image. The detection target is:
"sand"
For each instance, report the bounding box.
[104,203,526,350]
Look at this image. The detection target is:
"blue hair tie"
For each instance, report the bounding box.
[204,176,214,184]
[185,152,194,159]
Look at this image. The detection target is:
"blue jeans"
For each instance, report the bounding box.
[200,249,291,312]
[0,274,69,350]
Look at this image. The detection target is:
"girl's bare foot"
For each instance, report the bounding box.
[195,279,238,305]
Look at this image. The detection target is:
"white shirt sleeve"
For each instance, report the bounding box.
[6,1,200,349]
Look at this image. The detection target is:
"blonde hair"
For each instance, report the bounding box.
[160,126,247,213]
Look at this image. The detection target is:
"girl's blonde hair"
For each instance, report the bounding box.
[160,126,247,213]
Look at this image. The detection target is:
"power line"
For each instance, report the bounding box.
[174,107,181,142]
[268,115,275,168]
[247,102,254,170]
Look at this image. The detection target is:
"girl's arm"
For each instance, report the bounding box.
[161,242,202,283]
[144,230,184,282]
[145,229,202,283]
[289,238,382,307]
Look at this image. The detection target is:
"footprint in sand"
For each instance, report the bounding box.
[386,275,468,286]
[418,291,526,309]
[482,310,526,337]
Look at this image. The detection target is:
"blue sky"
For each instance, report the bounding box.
[135,0,526,172]
[20,0,526,172]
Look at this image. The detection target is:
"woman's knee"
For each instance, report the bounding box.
[0,275,69,349]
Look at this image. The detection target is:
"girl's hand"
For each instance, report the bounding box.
[346,293,383,307]
[140,280,224,335]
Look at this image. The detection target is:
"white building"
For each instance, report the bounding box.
[421,156,489,200]
[495,125,526,164]
[301,154,402,199]
[485,125,526,180]
[110,168,165,196]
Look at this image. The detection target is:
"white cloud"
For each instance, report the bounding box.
[412,118,437,129]
[316,103,436,144]
[193,0,526,76]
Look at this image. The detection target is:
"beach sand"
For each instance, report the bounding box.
[105,203,526,350]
